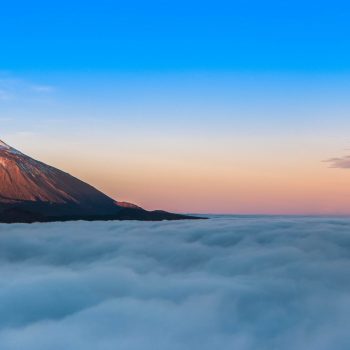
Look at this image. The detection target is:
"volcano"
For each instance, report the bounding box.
[0,140,200,223]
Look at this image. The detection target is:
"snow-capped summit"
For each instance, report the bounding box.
[0,140,22,154]
[0,140,9,149]
[0,139,15,151]
[0,140,199,223]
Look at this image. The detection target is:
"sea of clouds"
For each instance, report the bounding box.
[0,216,350,350]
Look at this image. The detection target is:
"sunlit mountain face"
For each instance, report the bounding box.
[0,140,201,223]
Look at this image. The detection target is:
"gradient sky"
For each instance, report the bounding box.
[2,0,350,214]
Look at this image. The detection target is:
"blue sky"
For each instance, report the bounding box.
[2,0,350,213]
[1,0,350,72]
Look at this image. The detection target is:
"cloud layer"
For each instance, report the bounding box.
[0,217,349,350]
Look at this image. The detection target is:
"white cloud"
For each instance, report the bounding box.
[30,85,55,93]
[0,217,349,349]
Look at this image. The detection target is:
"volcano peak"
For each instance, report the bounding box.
[0,140,201,222]
[0,140,22,155]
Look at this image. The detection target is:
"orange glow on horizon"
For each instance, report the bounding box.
[41,151,350,215]
[8,133,350,215]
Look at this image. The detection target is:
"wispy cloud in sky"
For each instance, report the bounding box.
[0,75,55,101]
[30,84,55,93]
[324,155,350,168]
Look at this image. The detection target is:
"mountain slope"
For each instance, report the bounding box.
[0,140,201,223]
